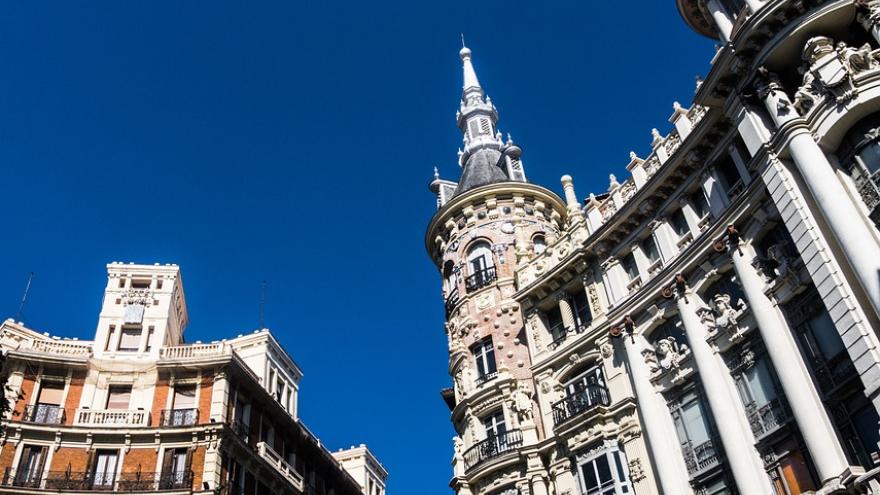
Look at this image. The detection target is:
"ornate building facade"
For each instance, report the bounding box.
[425,1,880,493]
[0,262,382,495]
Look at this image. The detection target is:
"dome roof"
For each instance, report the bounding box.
[676,0,720,39]
[454,148,508,197]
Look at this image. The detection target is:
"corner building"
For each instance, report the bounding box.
[0,262,379,495]
[425,1,880,493]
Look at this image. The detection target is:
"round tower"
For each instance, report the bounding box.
[425,45,568,495]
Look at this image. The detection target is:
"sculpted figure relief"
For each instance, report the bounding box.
[646,337,689,374]
[509,381,534,424]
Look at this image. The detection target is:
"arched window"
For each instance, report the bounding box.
[532,234,547,255]
[465,241,497,293]
[839,114,880,228]
[442,260,457,294]
[467,241,493,273]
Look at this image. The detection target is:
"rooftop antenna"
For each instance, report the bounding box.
[16,272,34,322]
[259,280,267,330]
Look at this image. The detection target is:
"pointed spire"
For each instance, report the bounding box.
[460,42,481,91]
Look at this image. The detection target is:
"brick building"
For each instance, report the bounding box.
[0,262,379,495]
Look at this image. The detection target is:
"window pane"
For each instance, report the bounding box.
[809,311,846,360]
[106,386,132,410]
[582,462,599,491]
[681,400,710,444]
[37,382,64,405]
[173,386,196,409]
[641,237,659,262]
[857,142,880,175]
[118,326,142,351]
[595,454,612,483]
[745,360,777,406]
[671,209,689,236]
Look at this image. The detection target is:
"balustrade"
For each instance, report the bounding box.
[681,438,721,476]
[465,266,497,293]
[23,404,65,425]
[75,408,149,427]
[159,342,229,360]
[257,441,305,490]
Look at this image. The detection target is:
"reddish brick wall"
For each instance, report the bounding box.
[49,447,90,472]
[151,377,170,427]
[198,375,213,424]
[63,371,85,426]
[0,443,18,472]
[13,375,36,421]
[190,446,206,489]
[123,448,157,473]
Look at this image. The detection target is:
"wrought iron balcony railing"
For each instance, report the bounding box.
[1,468,193,491]
[462,429,523,471]
[747,398,791,440]
[231,419,250,442]
[160,408,199,427]
[682,438,721,477]
[465,266,497,293]
[23,404,65,425]
[444,288,460,315]
[551,383,610,426]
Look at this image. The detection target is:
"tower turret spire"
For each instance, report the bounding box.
[452,43,527,197]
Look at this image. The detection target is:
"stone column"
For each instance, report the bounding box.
[622,334,693,495]
[558,295,575,331]
[744,0,763,15]
[758,74,880,319]
[561,175,585,225]
[729,241,850,487]
[706,0,734,42]
[210,372,229,422]
[676,293,774,494]
[858,0,880,45]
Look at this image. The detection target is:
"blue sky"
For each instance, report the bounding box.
[0,2,715,492]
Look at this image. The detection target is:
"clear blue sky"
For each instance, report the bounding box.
[0,2,715,492]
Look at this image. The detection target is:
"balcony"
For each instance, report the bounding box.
[551,384,610,426]
[230,420,250,442]
[547,323,567,351]
[444,288,460,315]
[473,371,498,388]
[747,398,791,440]
[15,339,92,359]
[256,441,305,491]
[853,167,880,228]
[1,468,193,491]
[465,266,497,293]
[74,409,150,427]
[682,438,721,477]
[160,408,198,427]
[23,404,65,425]
[159,342,231,361]
[463,429,523,471]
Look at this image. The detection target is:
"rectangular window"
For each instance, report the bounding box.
[105,325,116,352]
[571,290,592,329]
[670,209,690,237]
[161,447,190,489]
[716,155,744,196]
[640,236,659,263]
[106,385,132,410]
[473,338,497,382]
[117,326,142,352]
[482,410,506,437]
[32,381,64,424]
[690,190,710,218]
[545,306,566,343]
[14,445,46,487]
[144,326,155,352]
[621,253,639,281]
[576,444,632,495]
[92,449,119,488]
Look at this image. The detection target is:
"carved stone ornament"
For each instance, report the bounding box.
[700,293,747,343]
[600,342,614,359]
[796,36,872,110]
[645,337,689,375]
[508,381,534,425]
[628,458,646,482]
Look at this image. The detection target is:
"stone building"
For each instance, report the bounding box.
[0,262,381,495]
[425,1,880,493]
[332,445,387,495]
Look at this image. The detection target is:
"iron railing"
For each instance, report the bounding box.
[547,323,568,350]
[462,429,523,471]
[747,398,790,440]
[160,408,199,427]
[682,438,721,476]
[465,267,497,293]
[551,383,610,426]
[23,404,65,425]
[231,419,250,442]
[444,288,460,315]
[1,469,193,491]
[473,371,498,387]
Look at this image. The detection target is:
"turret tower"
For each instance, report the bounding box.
[426,45,569,495]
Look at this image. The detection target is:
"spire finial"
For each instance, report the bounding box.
[461,33,466,49]
[433,166,440,180]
